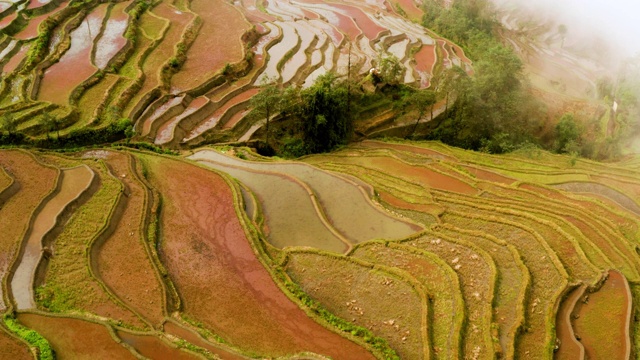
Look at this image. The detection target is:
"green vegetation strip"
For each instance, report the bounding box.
[3,314,54,360]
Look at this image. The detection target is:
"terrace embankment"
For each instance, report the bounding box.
[17,313,136,359]
[140,154,375,359]
[285,250,428,359]
[11,165,94,310]
[95,151,165,325]
[117,330,200,359]
[572,270,632,360]
[0,150,58,310]
[36,159,146,329]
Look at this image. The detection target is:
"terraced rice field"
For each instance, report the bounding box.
[0,139,639,358]
[0,0,470,145]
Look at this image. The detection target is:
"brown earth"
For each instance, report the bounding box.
[170,0,249,91]
[117,331,200,360]
[96,152,165,325]
[140,154,375,359]
[0,150,58,310]
[17,313,136,359]
[0,327,31,359]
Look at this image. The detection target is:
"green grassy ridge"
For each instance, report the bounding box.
[3,314,54,360]
[474,189,617,273]
[35,159,147,329]
[351,241,465,360]
[479,185,640,279]
[435,224,530,360]
[433,191,599,282]
[440,211,568,358]
[400,231,498,359]
[134,153,182,313]
[283,249,426,360]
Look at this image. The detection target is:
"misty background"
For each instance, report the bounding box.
[493,0,640,63]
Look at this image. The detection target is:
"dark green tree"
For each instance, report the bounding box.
[1,113,17,135]
[403,89,436,138]
[298,73,353,153]
[250,79,283,147]
[555,113,581,153]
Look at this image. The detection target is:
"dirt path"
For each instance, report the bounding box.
[11,165,94,309]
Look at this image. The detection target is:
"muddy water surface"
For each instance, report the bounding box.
[11,165,93,309]
[554,285,585,360]
[195,159,348,252]
[191,150,421,243]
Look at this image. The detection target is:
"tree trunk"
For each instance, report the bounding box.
[265,108,270,146]
[408,113,423,139]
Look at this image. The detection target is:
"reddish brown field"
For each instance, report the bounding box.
[392,0,423,20]
[3,44,30,74]
[171,0,249,91]
[163,321,246,360]
[38,4,108,103]
[16,7,68,40]
[97,152,165,325]
[0,328,31,359]
[118,331,200,360]
[0,151,57,310]
[0,13,17,29]
[332,3,386,39]
[141,155,374,358]
[18,314,136,359]
[460,165,516,185]
[414,44,436,87]
[573,271,632,360]
[356,156,476,194]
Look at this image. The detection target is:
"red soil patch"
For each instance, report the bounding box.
[414,44,436,88]
[97,152,165,324]
[142,155,374,358]
[302,2,360,40]
[38,4,107,103]
[171,0,249,92]
[18,313,135,359]
[118,331,199,360]
[27,0,53,9]
[16,8,64,40]
[94,1,130,69]
[368,157,476,194]
[0,13,17,29]
[460,165,516,185]
[0,328,31,359]
[163,321,246,360]
[450,43,471,65]
[331,4,386,40]
[573,271,632,360]
[3,43,30,75]
[392,0,423,20]
[0,151,57,311]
